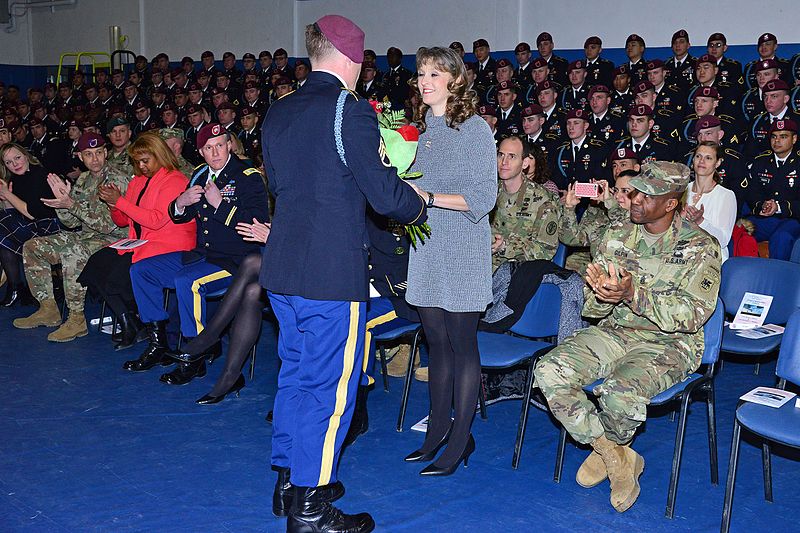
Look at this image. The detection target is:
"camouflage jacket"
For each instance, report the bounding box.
[490,179,578,268]
[107,148,134,180]
[56,165,129,239]
[562,199,628,251]
[585,213,721,347]
[176,156,195,178]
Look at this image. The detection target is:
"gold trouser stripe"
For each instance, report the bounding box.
[318,301,361,486]
[363,310,398,382]
[224,205,238,226]
[191,270,232,334]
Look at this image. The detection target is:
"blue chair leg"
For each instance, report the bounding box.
[512,357,537,469]
[98,300,107,332]
[707,382,719,485]
[754,362,760,375]
[762,442,773,502]
[379,346,390,392]
[249,345,256,381]
[396,330,421,432]
[720,419,742,533]
[478,385,488,420]
[554,427,567,483]
[666,393,691,519]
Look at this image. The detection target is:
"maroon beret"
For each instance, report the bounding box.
[185,104,203,115]
[537,80,556,92]
[172,68,185,78]
[626,34,645,47]
[764,79,790,93]
[188,82,202,92]
[274,48,288,57]
[243,80,260,90]
[531,57,548,70]
[0,119,7,131]
[120,81,133,89]
[223,51,235,59]
[696,86,719,99]
[611,147,638,161]
[30,102,44,111]
[646,59,664,70]
[67,120,82,129]
[173,87,187,96]
[274,76,292,86]
[584,36,602,48]
[316,15,365,63]
[216,101,236,111]
[629,104,653,117]
[76,132,105,151]
[758,32,777,46]
[197,123,227,149]
[477,104,496,116]
[514,42,531,53]
[182,56,194,64]
[240,106,257,117]
[151,86,166,95]
[496,58,512,69]
[755,58,779,73]
[536,32,553,45]
[473,38,489,49]
[696,54,716,66]
[672,29,689,43]
[695,115,722,136]
[614,64,629,76]
[215,71,229,79]
[588,84,611,97]
[133,100,148,111]
[497,80,516,92]
[243,52,256,61]
[521,104,544,117]
[464,62,476,73]
[568,60,585,72]
[633,80,655,95]
[361,61,376,70]
[770,118,797,133]
[566,109,589,122]
[294,59,308,69]
[707,33,726,45]
[197,70,209,78]
[209,87,223,96]
[201,50,214,59]
[160,103,176,113]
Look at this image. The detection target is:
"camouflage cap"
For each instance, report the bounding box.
[159,127,185,141]
[629,161,690,196]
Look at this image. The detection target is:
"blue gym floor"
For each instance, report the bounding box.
[1,304,797,532]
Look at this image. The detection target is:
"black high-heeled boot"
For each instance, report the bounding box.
[123,320,169,371]
[114,312,147,351]
[287,485,373,533]
[272,467,345,518]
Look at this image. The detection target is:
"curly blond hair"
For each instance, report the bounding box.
[410,46,477,133]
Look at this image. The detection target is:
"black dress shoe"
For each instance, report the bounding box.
[123,321,170,372]
[419,434,475,477]
[342,385,369,448]
[287,485,372,533]
[272,467,345,518]
[404,426,451,462]
[114,312,147,351]
[195,374,245,404]
[159,360,207,385]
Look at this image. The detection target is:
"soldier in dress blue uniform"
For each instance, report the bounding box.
[746,79,800,157]
[610,65,635,116]
[477,104,501,144]
[128,123,268,384]
[587,85,626,144]
[551,108,610,189]
[646,59,687,117]
[664,29,696,90]
[560,60,590,112]
[742,59,780,122]
[706,33,745,90]
[513,42,533,88]
[237,107,261,163]
[260,16,427,533]
[483,58,517,106]
[744,33,792,89]
[680,86,745,153]
[494,80,522,139]
[632,80,681,141]
[537,80,567,142]
[745,118,800,259]
[536,32,569,87]
[583,36,615,88]
[523,56,560,106]
[355,61,385,101]
[472,38,497,94]
[521,103,559,160]
[625,34,648,84]
[616,104,678,163]
[382,47,413,111]
[687,54,741,118]
[241,80,269,121]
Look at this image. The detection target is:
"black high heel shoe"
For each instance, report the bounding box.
[404,427,451,462]
[419,434,475,476]
[195,374,245,405]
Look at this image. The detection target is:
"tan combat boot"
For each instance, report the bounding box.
[47,312,88,342]
[13,299,62,329]
[576,451,608,488]
[414,366,429,382]
[591,435,645,512]
[386,344,419,377]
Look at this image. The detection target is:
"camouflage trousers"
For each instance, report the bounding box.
[23,232,117,312]
[534,325,700,445]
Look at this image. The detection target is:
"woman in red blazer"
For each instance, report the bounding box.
[78,132,196,350]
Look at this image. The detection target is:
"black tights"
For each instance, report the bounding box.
[417,307,481,467]
[182,253,265,396]
[0,248,22,288]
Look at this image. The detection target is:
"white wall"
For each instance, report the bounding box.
[2,0,799,66]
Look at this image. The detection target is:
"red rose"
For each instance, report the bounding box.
[397,125,419,142]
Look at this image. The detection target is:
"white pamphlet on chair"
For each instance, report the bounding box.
[729,292,773,330]
[109,238,148,250]
[734,324,784,339]
[739,386,795,408]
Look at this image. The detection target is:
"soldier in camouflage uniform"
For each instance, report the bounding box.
[13,132,129,342]
[491,136,578,269]
[156,128,195,177]
[535,161,721,513]
[106,117,134,179]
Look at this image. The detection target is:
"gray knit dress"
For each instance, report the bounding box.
[405,113,498,312]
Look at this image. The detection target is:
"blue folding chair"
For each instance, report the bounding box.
[719,257,800,374]
[552,242,567,268]
[554,298,725,519]
[721,309,800,533]
[372,319,423,392]
[396,282,561,469]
